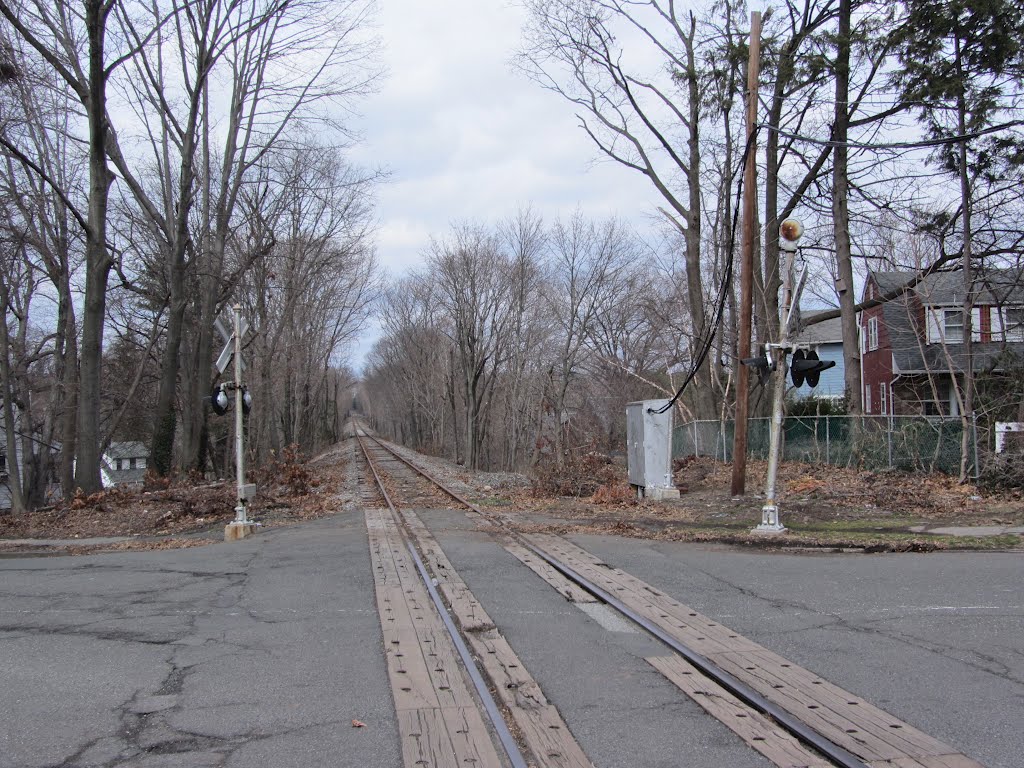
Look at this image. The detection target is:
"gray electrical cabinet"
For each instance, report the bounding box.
[626,399,680,500]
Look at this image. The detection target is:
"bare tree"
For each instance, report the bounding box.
[0,49,84,501]
[520,0,718,418]
[236,141,378,464]
[544,212,635,463]
[0,0,139,492]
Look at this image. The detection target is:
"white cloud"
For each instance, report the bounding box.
[348,0,664,363]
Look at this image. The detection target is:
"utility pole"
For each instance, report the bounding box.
[731,10,761,496]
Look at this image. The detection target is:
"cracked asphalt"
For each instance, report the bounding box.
[3,484,1021,767]
[568,535,1024,768]
[0,505,400,768]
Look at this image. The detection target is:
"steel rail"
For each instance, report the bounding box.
[357,428,871,768]
[355,432,529,768]
[523,543,867,768]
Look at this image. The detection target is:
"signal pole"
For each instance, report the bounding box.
[731,10,761,497]
[755,220,803,533]
[225,303,257,541]
[233,304,246,524]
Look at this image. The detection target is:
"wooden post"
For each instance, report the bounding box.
[731,11,761,496]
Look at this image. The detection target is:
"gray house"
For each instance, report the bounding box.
[102,442,149,487]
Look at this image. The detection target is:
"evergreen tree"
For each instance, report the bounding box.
[892,0,1024,480]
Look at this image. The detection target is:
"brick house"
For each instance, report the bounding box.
[859,268,1024,417]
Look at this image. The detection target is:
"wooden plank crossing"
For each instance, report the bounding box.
[525,534,984,768]
[648,654,832,768]
[504,542,599,604]
[865,757,987,768]
[398,708,501,768]
[365,506,504,768]
[394,507,595,768]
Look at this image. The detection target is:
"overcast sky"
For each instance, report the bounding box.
[347,0,664,366]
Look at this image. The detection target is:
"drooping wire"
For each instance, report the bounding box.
[764,119,1024,150]
[649,125,759,415]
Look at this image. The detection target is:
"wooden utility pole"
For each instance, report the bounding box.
[731,11,761,496]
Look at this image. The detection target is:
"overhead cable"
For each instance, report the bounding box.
[763,119,1024,150]
[649,126,757,415]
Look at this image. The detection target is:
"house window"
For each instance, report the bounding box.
[865,384,872,414]
[943,309,964,343]
[879,382,888,416]
[867,317,879,351]
[1004,307,1024,341]
[129,458,137,470]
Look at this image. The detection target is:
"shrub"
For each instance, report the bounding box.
[592,483,637,505]
[259,444,312,496]
[979,452,1024,492]
[531,450,622,498]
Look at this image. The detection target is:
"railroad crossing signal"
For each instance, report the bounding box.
[206,384,251,416]
[742,347,835,389]
[214,304,258,541]
[790,349,836,388]
[740,350,773,386]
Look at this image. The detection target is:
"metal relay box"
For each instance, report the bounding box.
[626,399,679,500]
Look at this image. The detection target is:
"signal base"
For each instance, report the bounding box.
[753,502,787,534]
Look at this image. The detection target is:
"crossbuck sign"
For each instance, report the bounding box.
[215,314,249,374]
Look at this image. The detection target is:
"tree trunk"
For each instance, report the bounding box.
[74,0,114,495]
[57,279,78,497]
[0,279,25,513]
[683,31,715,420]
[150,249,186,476]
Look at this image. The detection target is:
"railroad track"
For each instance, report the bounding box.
[353,425,984,768]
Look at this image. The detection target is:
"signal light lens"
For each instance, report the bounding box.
[209,386,229,415]
[780,219,804,242]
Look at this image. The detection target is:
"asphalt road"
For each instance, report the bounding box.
[1,502,1021,767]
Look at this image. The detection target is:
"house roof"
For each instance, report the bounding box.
[873,271,1024,373]
[795,311,843,344]
[891,340,1024,374]
[872,267,1024,306]
[105,441,148,459]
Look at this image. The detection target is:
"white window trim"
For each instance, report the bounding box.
[1002,306,1024,342]
[944,308,964,344]
[867,316,879,351]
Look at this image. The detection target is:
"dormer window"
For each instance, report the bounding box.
[1004,307,1024,341]
[943,309,964,344]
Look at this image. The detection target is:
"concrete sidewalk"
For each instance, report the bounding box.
[909,524,1024,537]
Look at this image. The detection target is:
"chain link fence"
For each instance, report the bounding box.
[673,414,979,477]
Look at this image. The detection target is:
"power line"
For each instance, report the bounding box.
[763,119,1024,150]
[649,127,756,415]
